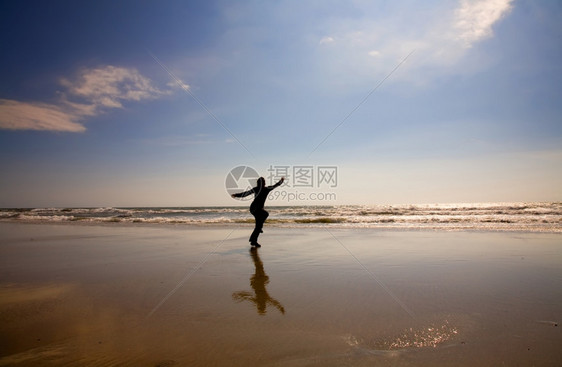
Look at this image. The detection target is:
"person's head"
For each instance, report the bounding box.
[256,177,265,188]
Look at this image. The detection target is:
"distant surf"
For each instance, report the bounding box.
[0,202,560,232]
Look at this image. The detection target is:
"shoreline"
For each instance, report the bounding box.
[1,218,561,234]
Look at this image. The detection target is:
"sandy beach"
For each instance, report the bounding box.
[0,222,561,366]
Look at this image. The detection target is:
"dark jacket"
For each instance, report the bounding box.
[232,179,283,212]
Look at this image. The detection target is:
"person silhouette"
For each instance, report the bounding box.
[232,248,285,315]
[231,176,284,247]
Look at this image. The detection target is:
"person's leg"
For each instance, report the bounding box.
[256,210,268,231]
[258,212,268,233]
[249,211,261,244]
[250,210,268,245]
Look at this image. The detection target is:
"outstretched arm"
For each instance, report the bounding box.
[232,291,254,302]
[267,177,285,190]
[231,188,255,198]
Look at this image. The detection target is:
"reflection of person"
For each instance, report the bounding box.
[231,176,284,247]
[232,248,285,315]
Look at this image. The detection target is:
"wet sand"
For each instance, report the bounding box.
[0,222,561,366]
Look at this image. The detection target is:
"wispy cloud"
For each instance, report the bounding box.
[61,66,168,108]
[319,36,334,45]
[317,0,514,81]
[0,65,171,132]
[167,80,190,91]
[454,0,513,47]
[0,99,86,132]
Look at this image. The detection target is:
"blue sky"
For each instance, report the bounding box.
[0,0,560,207]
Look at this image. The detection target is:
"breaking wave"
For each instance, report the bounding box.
[1,202,560,232]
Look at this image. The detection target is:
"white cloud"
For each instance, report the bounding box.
[167,80,190,91]
[1,65,170,132]
[317,0,514,83]
[0,99,86,132]
[60,98,97,117]
[319,36,334,45]
[454,0,513,47]
[61,65,166,109]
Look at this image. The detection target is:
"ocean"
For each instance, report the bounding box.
[1,202,560,232]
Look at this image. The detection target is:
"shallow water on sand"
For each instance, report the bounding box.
[0,223,561,366]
